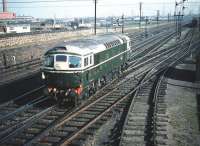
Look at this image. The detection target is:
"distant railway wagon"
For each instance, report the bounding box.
[41,33,131,105]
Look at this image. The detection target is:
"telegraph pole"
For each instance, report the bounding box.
[156,10,160,26]
[122,14,124,33]
[199,6,200,32]
[174,0,186,39]
[178,11,181,37]
[94,0,97,35]
[139,2,142,29]
[2,53,7,67]
[199,16,200,32]
[168,13,170,22]
[145,16,148,38]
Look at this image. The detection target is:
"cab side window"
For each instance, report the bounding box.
[90,55,92,64]
[84,57,88,67]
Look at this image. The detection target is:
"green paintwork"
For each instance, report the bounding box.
[43,42,128,93]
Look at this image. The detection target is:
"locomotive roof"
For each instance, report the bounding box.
[45,34,128,56]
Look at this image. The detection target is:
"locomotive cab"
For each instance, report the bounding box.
[42,47,94,105]
[41,49,87,102]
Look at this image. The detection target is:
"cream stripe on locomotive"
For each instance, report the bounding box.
[42,48,129,74]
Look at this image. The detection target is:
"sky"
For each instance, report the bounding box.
[0,0,200,18]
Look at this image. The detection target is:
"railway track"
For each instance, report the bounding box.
[153,75,168,146]
[119,28,196,146]
[0,85,45,120]
[119,78,156,146]
[0,25,198,146]
[11,29,195,146]
[0,96,52,142]
[0,34,178,146]
[0,61,147,146]
[119,70,167,146]
[23,66,148,146]
[0,64,144,146]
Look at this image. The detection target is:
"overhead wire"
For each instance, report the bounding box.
[5,3,200,9]
[4,0,200,4]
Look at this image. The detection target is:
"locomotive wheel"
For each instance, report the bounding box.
[89,87,96,96]
[43,87,49,96]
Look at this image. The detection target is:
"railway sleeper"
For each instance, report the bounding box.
[157,107,167,111]
[5,137,26,146]
[43,136,61,143]
[156,126,168,131]
[48,111,65,116]
[122,137,145,144]
[118,83,133,88]
[26,127,41,134]
[157,103,167,108]
[91,104,108,110]
[70,117,90,122]
[156,142,168,146]
[129,112,147,117]
[36,119,54,125]
[70,138,87,146]
[127,121,146,126]
[16,132,34,140]
[128,116,147,121]
[121,137,146,144]
[156,135,168,142]
[137,93,151,96]
[156,122,168,127]
[66,120,86,127]
[78,113,100,118]
[157,99,166,103]
[123,130,145,137]
[84,129,97,136]
[159,86,167,90]
[33,142,52,146]
[158,95,165,98]
[134,96,149,102]
[59,125,78,132]
[159,91,166,95]
[85,109,104,114]
[156,131,168,137]
[92,101,113,108]
[111,92,126,96]
[117,89,131,94]
[49,130,69,138]
[156,113,168,118]
[102,98,118,102]
[121,141,146,146]
[124,125,146,131]
[18,112,34,117]
[33,124,47,129]
[131,105,149,112]
[44,115,58,120]
[156,117,169,123]
[0,106,18,112]
[105,94,120,98]
[27,108,42,112]
[156,110,167,115]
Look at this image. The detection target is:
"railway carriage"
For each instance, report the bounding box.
[41,34,131,105]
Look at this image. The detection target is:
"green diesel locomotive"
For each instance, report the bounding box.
[41,33,131,106]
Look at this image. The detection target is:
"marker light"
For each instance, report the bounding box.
[42,72,45,79]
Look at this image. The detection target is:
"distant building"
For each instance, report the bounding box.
[0,12,16,20]
[0,24,30,34]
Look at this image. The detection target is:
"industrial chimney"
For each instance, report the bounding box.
[2,0,7,12]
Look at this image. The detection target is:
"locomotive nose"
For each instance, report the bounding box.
[44,72,81,90]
